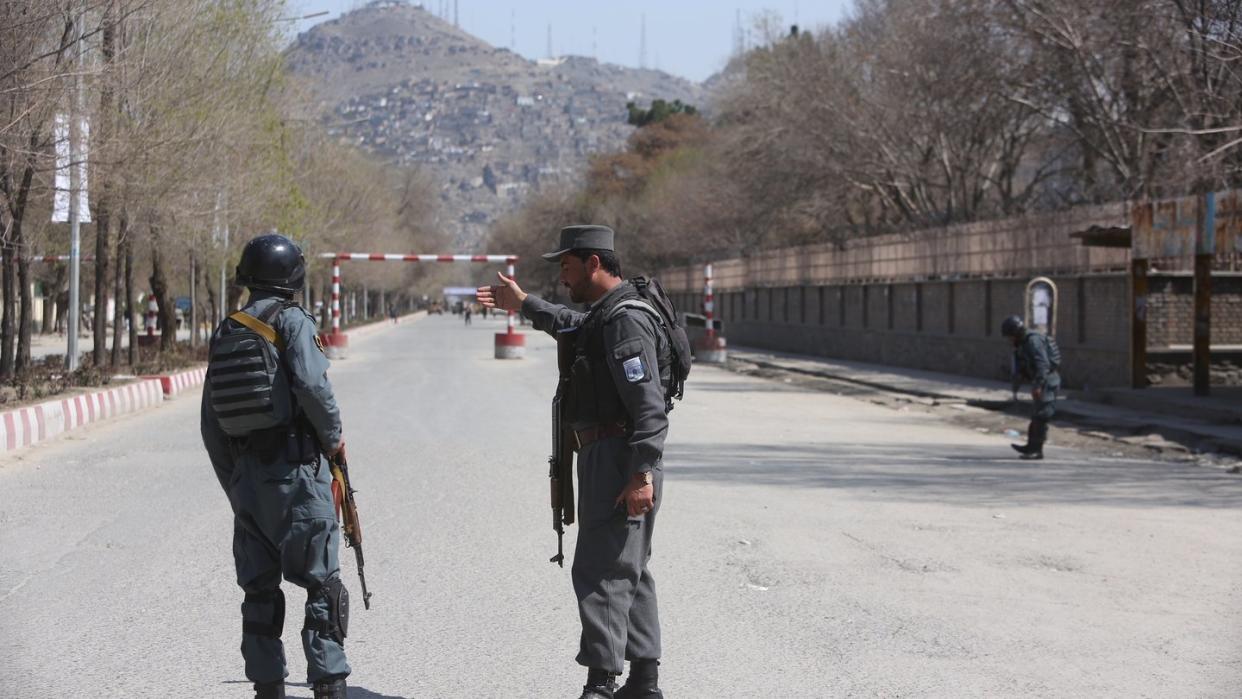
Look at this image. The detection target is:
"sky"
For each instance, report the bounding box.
[288,0,854,83]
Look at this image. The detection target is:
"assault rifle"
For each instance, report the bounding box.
[548,331,577,566]
[330,450,373,609]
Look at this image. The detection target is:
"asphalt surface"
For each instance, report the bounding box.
[2,313,1239,698]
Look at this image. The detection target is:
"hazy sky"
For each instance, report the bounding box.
[288,0,853,83]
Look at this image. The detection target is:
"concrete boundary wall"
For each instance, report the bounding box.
[660,203,1131,292]
[672,275,1131,388]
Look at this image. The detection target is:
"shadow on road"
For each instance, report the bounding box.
[222,681,407,698]
[664,441,1242,510]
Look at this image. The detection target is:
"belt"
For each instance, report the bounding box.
[573,423,628,451]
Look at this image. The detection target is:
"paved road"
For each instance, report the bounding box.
[3,314,1239,698]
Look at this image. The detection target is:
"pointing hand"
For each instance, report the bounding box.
[476,271,526,312]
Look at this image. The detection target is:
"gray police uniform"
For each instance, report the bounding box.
[200,292,350,686]
[1015,330,1060,450]
[523,282,672,675]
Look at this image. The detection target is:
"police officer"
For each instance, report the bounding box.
[1002,315,1060,460]
[478,225,670,699]
[201,234,352,699]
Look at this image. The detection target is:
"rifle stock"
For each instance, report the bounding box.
[330,453,373,609]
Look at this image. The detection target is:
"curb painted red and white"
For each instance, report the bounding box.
[143,366,207,398]
[0,378,164,453]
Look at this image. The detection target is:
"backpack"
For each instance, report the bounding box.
[608,276,693,409]
[207,300,296,437]
[1042,333,1062,371]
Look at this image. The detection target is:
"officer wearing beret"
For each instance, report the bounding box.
[478,225,671,699]
[201,234,352,699]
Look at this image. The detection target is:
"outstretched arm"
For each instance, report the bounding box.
[477,271,584,336]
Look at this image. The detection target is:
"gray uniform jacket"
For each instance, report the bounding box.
[522,284,670,477]
[201,293,342,490]
[1014,330,1060,391]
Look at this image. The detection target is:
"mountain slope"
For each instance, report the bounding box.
[285,0,705,248]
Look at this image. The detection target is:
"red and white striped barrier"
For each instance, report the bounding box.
[695,263,727,363]
[316,252,524,360]
[0,378,163,453]
[144,366,207,398]
[325,254,517,263]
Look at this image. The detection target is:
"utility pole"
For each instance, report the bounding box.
[66,16,84,371]
[639,14,647,69]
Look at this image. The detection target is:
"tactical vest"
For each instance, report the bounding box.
[208,300,296,437]
[564,284,672,428]
[1016,331,1061,381]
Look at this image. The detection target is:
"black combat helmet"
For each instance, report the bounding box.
[235,233,305,295]
[1001,315,1025,338]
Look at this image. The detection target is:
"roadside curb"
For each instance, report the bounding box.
[0,378,164,454]
[0,311,426,455]
[728,348,1242,458]
[143,367,207,398]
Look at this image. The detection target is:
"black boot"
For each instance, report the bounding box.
[312,677,348,699]
[616,659,663,698]
[1012,420,1045,459]
[578,668,618,699]
[253,681,285,699]
[1022,421,1047,459]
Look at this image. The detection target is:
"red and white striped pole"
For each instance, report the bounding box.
[331,259,341,335]
[145,294,158,337]
[696,262,727,363]
[321,258,349,359]
[704,263,715,340]
[494,259,526,359]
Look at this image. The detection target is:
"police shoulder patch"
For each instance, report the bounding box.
[622,355,646,383]
[313,334,326,354]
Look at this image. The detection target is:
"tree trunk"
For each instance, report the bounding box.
[92,0,117,366]
[17,253,32,372]
[2,242,15,378]
[149,227,176,353]
[125,237,135,366]
[41,266,62,336]
[204,270,218,337]
[110,214,127,366]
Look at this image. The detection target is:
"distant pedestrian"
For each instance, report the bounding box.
[1002,315,1062,460]
[464,306,472,325]
[388,304,398,324]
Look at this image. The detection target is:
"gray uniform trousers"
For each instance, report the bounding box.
[228,450,350,685]
[573,437,664,674]
[1029,374,1060,448]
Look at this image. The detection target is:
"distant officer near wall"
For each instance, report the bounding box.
[201,234,353,699]
[1002,315,1062,460]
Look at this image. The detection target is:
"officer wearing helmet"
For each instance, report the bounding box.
[200,233,352,699]
[1001,315,1060,460]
